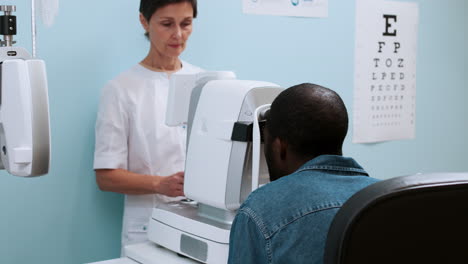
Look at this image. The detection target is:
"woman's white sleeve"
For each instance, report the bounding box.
[93,81,129,170]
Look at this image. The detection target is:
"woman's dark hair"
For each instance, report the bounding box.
[139,0,198,21]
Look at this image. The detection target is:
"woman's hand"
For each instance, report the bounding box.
[155,172,185,197]
[95,169,185,196]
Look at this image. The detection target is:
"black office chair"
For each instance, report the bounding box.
[324,173,468,264]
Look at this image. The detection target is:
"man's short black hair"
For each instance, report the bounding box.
[139,0,198,21]
[266,83,349,158]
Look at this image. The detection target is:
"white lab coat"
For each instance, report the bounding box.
[93,61,204,253]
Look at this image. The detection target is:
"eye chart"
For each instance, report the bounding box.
[242,0,328,17]
[353,0,419,143]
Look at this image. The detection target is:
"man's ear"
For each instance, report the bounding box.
[278,138,288,161]
[139,13,149,32]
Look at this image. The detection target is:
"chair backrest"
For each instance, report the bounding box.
[324,173,468,264]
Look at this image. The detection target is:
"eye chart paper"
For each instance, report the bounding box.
[353,0,419,143]
[242,0,328,18]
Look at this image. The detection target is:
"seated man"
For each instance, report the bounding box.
[228,83,380,264]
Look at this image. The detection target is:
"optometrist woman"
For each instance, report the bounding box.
[93,0,203,254]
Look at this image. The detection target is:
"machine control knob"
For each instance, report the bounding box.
[0,6,16,13]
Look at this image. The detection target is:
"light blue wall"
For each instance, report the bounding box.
[0,0,466,263]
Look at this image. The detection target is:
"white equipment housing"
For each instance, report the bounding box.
[148,73,283,263]
[89,73,283,264]
[0,46,51,177]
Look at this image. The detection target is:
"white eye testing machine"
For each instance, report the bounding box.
[0,4,51,177]
[91,72,283,264]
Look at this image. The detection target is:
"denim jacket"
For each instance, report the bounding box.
[227,155,379,264]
